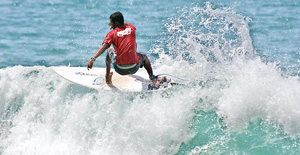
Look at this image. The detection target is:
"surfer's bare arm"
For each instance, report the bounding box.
[87,43,109,70]
[124,22,131,26]
[94,43,109,59]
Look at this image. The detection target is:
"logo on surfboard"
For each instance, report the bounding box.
[93,77,105,85]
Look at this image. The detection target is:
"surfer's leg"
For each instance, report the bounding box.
[143,55,154,77]
[143,54,166,87]
[105,50,113,84]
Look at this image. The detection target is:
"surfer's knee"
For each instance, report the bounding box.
[108,48,114,53]
[106,48,116,64]
[144,55,151,66]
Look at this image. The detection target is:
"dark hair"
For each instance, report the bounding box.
[110,12,124,25]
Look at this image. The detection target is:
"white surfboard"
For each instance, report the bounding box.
[52,66,180,92]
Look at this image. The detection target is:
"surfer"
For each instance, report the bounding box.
[87,11,165,87]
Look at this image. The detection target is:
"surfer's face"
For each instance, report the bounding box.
[109,20,119,29]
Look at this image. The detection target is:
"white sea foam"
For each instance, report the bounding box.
[217,58,300,138]
[0,66,195,154]
[152,2,300,139]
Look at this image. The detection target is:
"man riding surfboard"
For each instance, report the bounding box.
[87,11,165,87]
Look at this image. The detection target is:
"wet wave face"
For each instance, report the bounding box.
[152,2,300,154]
[1,2,300,155]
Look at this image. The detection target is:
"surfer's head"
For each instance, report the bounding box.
[109,11,124,29]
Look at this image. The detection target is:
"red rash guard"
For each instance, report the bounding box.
[102,24,141,64]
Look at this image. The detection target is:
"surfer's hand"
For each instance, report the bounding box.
[87,59,94,70]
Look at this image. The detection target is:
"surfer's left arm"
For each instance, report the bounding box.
[87,43,109,70]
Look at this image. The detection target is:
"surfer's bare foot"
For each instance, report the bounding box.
[152,76,167,88]
[106,72,113,84]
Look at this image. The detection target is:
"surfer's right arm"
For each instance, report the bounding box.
[87,43,109,70]
[124,22,131,26]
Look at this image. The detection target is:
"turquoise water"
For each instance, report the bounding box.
[1,0,300,154]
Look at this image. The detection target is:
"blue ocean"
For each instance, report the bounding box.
[1,0,300,154]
